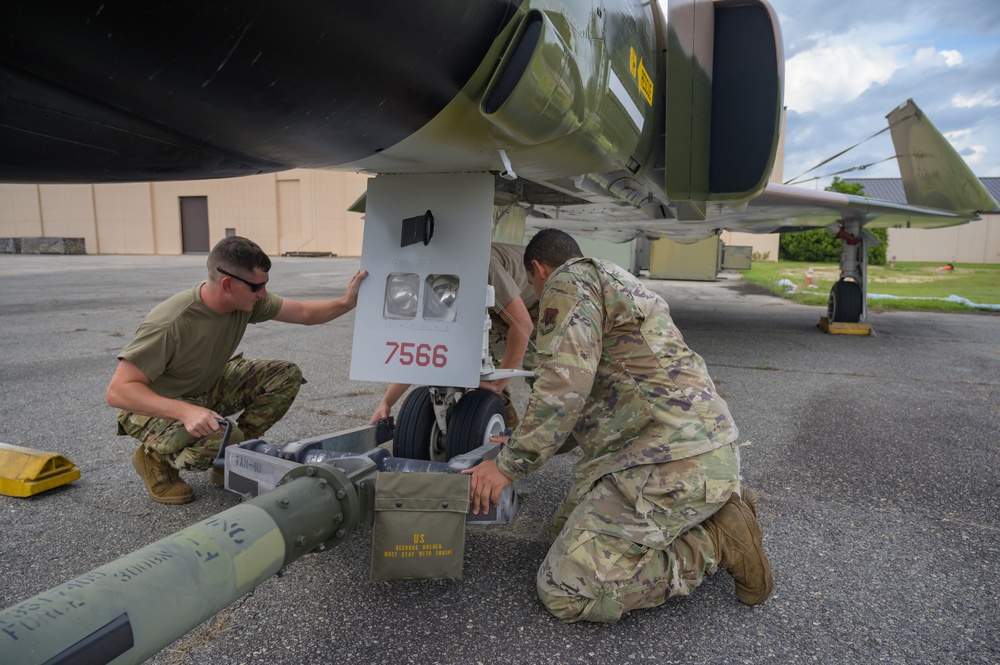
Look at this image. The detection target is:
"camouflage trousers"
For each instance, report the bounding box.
[536,442,740,622]
[117,357,304,471]
[488,312,537,430]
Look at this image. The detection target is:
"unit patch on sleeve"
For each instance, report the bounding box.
[539,307,559,336]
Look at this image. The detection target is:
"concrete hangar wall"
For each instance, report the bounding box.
[0,169,370,256]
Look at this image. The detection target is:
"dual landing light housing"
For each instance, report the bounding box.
[384,209,460,323]
[384,272,460,322]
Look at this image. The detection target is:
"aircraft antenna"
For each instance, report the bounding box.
[783,125,890,186]
[784,155,898,187]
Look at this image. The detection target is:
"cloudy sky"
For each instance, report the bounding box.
[765,0,1000,189]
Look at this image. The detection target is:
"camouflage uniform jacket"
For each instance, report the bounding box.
[494,258,738,489]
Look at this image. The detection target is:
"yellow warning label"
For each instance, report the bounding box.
[629,48,637,78]
[381,532,454,559]
[382,543,454,559]
[638,59,653,106]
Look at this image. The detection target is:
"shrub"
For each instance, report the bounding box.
[780,228,887,265]
[779,178,887,265]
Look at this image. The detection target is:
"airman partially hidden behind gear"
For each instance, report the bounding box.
[464,228,772,622]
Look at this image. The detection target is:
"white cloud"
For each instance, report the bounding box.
[785,39,902,113]
[951,90,1000,108]
[944,129,988,165]
[771,0,1000,180]
[940,50,964,67]
[914,47,964,67]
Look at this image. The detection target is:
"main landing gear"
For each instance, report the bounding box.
[820,219,879,334]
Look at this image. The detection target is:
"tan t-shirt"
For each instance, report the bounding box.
[488,243,537,314]
[118,283,283,399]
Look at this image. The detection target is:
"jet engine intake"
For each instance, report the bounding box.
[481,11,583,146]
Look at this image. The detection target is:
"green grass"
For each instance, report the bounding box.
[741,261,1000,313]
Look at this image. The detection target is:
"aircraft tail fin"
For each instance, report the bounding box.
[887,99,998,214]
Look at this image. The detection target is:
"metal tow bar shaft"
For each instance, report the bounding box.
[0,461,371,665]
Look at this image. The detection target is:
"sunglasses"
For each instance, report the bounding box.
[217,267,268,292]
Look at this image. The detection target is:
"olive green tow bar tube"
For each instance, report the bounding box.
[0,460,374,665]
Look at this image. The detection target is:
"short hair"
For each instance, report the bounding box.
[207,236,271,280]
[523,228,582,271]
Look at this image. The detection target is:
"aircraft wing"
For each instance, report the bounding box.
[524,180,975,244]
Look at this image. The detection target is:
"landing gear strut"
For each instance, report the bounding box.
[826,220,880,324]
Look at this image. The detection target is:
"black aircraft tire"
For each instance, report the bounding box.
[445,390,507,460]
[393,386,435,460]
[828,279,863,323]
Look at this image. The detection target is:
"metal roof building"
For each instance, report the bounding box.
[844,177,1000,210]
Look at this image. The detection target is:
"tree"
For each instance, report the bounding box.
[779,177,888,264]
[826,175,865,195]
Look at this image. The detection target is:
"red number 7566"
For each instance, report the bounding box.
[385,342,448,367]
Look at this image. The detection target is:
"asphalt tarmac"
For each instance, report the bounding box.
[1,254,998,664]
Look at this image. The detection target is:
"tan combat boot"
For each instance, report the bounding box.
[742,486,758,516]
[132,446,194,504]
[704,489,772,605]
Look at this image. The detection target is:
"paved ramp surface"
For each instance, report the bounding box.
[1,255,998,664]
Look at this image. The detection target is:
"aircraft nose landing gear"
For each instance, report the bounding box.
[393,386,439,461]
[446,389,506,459]
[393,387,507,462]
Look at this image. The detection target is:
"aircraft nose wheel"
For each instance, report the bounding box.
[392,386,437,460]
[445,389,507,460]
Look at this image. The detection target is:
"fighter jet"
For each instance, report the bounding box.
[2,0,995,453]
[4,6,998,663]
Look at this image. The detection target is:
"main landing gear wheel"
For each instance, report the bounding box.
[445,389,507,460]
[393,386,435,460]
[828,279,863,323]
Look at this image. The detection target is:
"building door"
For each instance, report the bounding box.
[277,179,302,255]
[180,196,210,253]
